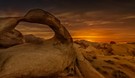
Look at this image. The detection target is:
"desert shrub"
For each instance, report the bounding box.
[110,41,116,44]
[127,42,135,44]
[95,67,108,75]
[104,60,115,65]
[88,59,94,62]
[102,66,113,70]
[101,70,108,75]
[120,64,135,72]
[131,50,135,56]
[95,67,101,71]
[92,56,97,59]
[112,70,129,78]
[106,48,114,55]
[113,57,120,60]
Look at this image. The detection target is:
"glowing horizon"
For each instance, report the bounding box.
[15,22,135,43]
[0,0,135,42]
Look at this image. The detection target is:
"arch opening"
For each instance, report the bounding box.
[16,22,54,40]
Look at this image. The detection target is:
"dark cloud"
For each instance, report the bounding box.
[0,0,135,12]
[0,0,135,42]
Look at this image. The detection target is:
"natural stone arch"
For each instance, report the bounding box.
[0,9,76,78]
[0,9,105,78]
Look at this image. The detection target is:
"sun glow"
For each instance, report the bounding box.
[72,36,104,42]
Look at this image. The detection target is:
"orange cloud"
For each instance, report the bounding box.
[1,9,135,42]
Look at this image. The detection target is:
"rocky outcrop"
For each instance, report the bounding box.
[0,29,23,48]
[74,40,135,78]
[0,9,76,78]
[0,18,24,48]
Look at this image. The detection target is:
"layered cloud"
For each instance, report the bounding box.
[0,0,135,42]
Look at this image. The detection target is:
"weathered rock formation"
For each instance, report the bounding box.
[0,9,75,78]
[0,29,23,48]
[0,9,105,78]
[0,18,23,48]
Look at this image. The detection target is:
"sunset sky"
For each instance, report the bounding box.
[0,0,135,42]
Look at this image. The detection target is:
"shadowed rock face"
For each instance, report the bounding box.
[24,34,44,44]
[0,17,23,48]
[0,29,23,48]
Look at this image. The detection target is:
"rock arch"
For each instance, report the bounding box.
[0,9,75,78]
[0,9,105,78]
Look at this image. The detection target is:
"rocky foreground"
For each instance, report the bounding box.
[1,37,135,78]
[0,9,135,78]
[74,40,135,78]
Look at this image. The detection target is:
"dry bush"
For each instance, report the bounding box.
[102,66,114,70]
[120,64,135,72]
[112,70,129,78]
[92,56,97,59]
[104,60,115,65]
[113,57,120,60]
[95,67,108,75]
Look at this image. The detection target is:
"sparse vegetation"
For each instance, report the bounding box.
[112,70,129,78]
[104,60,115,65]
[92,56,97,59]
[101,70,108,75]
[95,67,108,75]
[113,57,120,60]
[120,64,135,72]
[95,67,101,71]
[110,41,116,44]
[102,66,113,70]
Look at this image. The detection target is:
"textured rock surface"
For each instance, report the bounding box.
[0,18,24,48]
[1,9,135,78]
[74,40,135,78]
[0,29,23,48]
[0,9,75,78]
